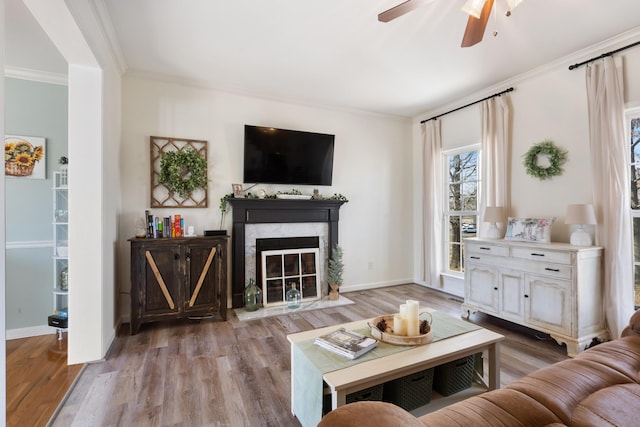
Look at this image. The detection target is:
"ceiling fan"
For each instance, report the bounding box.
[378,0,524,48]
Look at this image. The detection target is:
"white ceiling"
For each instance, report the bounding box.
[6,0,640,117]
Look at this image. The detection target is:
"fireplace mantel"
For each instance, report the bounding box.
[228,198,346,307]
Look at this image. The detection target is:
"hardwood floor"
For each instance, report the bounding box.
[50,284,569,426]
[6,333,83,427]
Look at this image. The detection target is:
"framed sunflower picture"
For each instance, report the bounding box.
[4,135,46,179]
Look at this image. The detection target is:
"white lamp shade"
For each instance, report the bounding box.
[565,204,597,225]
[483,207,505,223]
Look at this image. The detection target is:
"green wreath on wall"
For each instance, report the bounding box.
[523,140,568,180]
[159,148,208,198]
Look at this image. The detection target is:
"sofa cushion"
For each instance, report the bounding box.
[505,336,640,424]
[317,401,424,427]
[415,388,563,427]
[570,383,640,426]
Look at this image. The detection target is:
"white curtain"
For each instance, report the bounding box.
[480,95,511,231]
[586,56,635,338]
[421,120,443,286]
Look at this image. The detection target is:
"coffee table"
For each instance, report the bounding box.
[287,310,504,427]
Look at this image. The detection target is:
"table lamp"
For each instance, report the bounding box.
[565,204,597,246]
[483,207,505,239]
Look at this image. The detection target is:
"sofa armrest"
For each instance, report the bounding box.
[621,309,640,337]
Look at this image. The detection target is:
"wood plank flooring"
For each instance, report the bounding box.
[50,284,569,426]
[6,333,83,427]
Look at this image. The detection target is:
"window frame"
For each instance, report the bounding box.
[442,144,481,277]
[627,106,640,309]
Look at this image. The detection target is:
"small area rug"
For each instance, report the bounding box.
[235,295,354,321]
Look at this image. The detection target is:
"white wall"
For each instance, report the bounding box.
[413,28,640,297]
[22,0,123,363]
[1,0,8,422]
[118,75,413,319]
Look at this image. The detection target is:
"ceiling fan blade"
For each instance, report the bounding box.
[461,0,494,47]
[378,0,426,22]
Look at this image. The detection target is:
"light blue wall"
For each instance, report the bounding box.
[5,77,68,330]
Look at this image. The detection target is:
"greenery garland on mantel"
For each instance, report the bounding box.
[158,148,208,198]
[523,140,568,180]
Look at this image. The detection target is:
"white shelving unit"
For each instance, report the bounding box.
[49,170,68,339]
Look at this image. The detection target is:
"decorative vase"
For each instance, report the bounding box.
[286,283,301,309]
[329,283,340,300]
[243,279,262,312]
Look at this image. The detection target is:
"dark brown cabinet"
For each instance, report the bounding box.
[129,236,228,334]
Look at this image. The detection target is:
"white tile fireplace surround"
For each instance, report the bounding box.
[245,223,329,291]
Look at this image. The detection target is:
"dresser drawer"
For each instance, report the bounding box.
[524,262,572,280]
[466,242,510,257]
[511,247,572,265]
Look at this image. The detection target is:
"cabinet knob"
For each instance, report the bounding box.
[174,253,180,260]
[524,294,529,298]
[493,287,498,291]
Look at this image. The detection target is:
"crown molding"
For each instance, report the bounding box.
[4,66,68,85]
[90,0,128,74]
[416,26,640,123]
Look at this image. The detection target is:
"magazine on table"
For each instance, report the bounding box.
[314,327,378,359]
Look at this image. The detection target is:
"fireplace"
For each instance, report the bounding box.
[228,198,346,307]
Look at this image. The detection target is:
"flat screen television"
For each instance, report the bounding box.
[243,125,335,186]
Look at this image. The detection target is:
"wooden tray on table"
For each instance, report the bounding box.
[368,312,433,346]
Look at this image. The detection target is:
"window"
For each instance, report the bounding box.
[444,147,480,274]
[628,108,640,309]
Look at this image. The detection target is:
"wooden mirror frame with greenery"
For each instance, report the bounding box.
[150,136,208,208]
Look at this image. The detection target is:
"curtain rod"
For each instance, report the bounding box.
[420,87,514,124]
[569,40,640,70]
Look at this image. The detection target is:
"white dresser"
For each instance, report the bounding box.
[463,238,606,357]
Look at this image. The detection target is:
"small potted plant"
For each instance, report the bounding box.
[327,245,344,300]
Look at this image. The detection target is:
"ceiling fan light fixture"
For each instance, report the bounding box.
[461,0,487,19]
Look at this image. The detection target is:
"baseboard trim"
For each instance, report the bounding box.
[340,278,414,293]
[6,324,55,340]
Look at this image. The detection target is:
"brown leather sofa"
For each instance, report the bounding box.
[318,310,640,427]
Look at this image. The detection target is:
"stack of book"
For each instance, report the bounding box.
[145,210,185,238]
[314,328,378,359]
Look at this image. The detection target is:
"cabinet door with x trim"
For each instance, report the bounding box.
[129,236,227,334]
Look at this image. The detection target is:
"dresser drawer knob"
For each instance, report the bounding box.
[480,247,491,251]
[545,267,560,272]
[470,256,480,260]
[531,253,545,257]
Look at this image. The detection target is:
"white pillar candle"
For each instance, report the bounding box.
[399,303,407,319]
[406,300,419,321]
[406,300,420,336]
[393,314,406,336]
